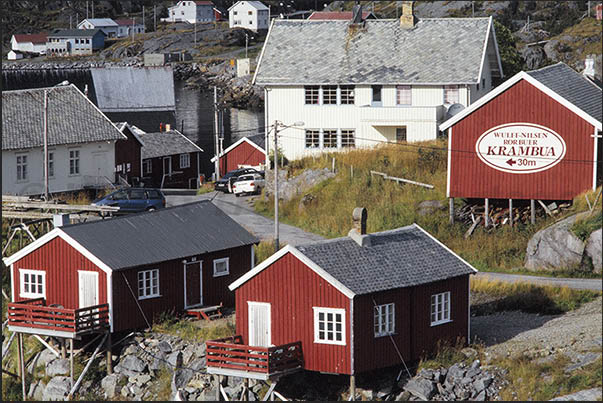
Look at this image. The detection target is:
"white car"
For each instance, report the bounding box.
[232,173,265,196]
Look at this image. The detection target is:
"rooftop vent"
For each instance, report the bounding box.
[583,57,596,79]
[348,207,371,247]
[400,1,417,29]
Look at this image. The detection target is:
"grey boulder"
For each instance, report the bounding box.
[404,377,436,401]
[585,229,602,273]
[46,358,70,377]
[28,380,46,400]
[42,376,71,401]
[115,355,147,377]
[101,373,125,398]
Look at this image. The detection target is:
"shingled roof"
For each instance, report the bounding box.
[526,63,602,124]
[2,84,126,151]
[254,17,495,85]
[48,29,105,38]
[138,130,203,159]
[230,224,477,296]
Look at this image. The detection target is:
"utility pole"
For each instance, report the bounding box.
[194,22,197,44]
[154,5,157,32]
[43,90,49,201]
[91,0,94,18]
[86,1,88,19]
[472,1,474,17]
[245,33,248,58]
[213,86,220,181]
[70,15,72,29]
[143,6,145,32]
[273,121,280,252]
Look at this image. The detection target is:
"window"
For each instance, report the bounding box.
[431,291,451,326]
[20,269,45,298]
[396,85,412,105]
[313,307,345,345]
[249,20,253,24]
[233,10,238,15]
[143,160,152,174]
[248,10,253,15]
[371,85,382,105]
[374,303,395,337]
[341,129,355,148]
[304,86,320,104]
[48,152,54,177]
[305,130,320,148]
[69,149,80,175]
[213,258,229,277]
[234,20,241,25]
[86,38,90,44]
[129,189,146,200]
[180,153,190,168]
[322,86,337,104]
[340,85,355,104]
[16,155,28,181]
[396,127,407,143]
[323,130,337,148]
[138,269,159,299]
[444,85,459,104]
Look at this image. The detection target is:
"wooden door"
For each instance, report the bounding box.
[78,271,99,308]
[184,261,202,308]
[248,302,271,347]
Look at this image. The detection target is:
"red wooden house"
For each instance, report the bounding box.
[440,62,602,204]
[211,134,266,174]
[114,122,144,185]
[206,208,477,382]
[4,201,258,339]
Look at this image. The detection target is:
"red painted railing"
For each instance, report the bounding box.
[7,298,109,335]
[206,335,303,374]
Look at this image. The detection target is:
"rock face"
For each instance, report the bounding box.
[101,373,125,399]
[584,229,602,273]
[265,168,336,202]
[550,387,603,401]
[27,380,46,401]
[115,355,148,377]
[524,215,585,271]
[45,358,70,377]
[42,376,71,401]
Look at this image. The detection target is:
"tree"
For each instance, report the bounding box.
[494,19,524,79]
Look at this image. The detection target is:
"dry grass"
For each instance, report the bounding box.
[196,182,215,195]
[254,240,283,265]
[152,310,235,342]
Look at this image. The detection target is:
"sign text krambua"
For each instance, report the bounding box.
[475,123,566,174]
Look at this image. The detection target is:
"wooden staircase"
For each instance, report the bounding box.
[185,303,223,322]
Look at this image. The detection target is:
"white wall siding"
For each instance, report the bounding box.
[2,142,117,196]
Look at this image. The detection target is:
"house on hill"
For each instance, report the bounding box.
[4,201,259,336]
[115,18,146,37]
[253,2,503,162]
[207,207,477,383]
[210,134,266,173]
[77,18,119,37]
[10,33,48,55]
[46,29,106,56]
[229,1,270,32]
[1,84,129,196]
[163,1,217,23]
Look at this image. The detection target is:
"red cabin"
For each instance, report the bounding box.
[211,134,266,175]
[441,62,602,202]
[4,201,258,338]
[207,208,477,380]
[114,122,144,185]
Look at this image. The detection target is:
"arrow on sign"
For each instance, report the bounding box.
[506,159,516,166]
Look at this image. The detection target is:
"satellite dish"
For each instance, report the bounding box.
[446,103,465,120]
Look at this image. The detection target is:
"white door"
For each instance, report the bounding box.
[92,152,107,185]
[248,302,271,347]
[78,271,99,308]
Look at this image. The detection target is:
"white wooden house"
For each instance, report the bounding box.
[77,18,119,37]
[10,33,48,55]
[115,19,145,37]
[253,3,503,161]
[229,1,270,32]
[163,1,216,24]
[1,85,127,196]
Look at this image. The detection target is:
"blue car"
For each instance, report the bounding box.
[92,188,166,214]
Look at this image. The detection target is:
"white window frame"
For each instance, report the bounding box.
[69,149,80,176]
[16,154,28,182]
[322,129,338,149]
[213,257,230,277]
[396,85,412,106]
[305,129,320,149]
[48,151,55,178]
[138,269,160,299]
[341,129,355,148]
[313,307,346,345]
[304,85,320,105]
[430,291,451,326]
[143,159,152,174]
[180,153,190,169]
[340,85,355,105]
[19,269,46,299]
[443,85,459,104]
[374,303,395,337]
[322,85,338,105]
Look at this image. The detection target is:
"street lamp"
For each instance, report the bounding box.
[273,120,304,252]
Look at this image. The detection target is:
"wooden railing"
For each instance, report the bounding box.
[7,298,109,335]
[206,335,303,375]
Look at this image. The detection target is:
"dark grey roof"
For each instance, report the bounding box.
[139,130,203,159]
[296,224,475,295]
[60,201,259,270]
[246,134,265,150]
[48,29,105,37]
[2,85,126,151]
[255,18,491,85]
[526,62,602,123]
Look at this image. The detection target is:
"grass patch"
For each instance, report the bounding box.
[417,338,474,371]
[152,310,235,342]
[254,240,284,265]
[197,182,215,195]
[571,210,602,241]
[471,278,601,315]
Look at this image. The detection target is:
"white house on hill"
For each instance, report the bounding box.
[163,1,216,23]
[253,3,503,162]
[77,18,119,37]
[229,1,269,32]
[10,33,48,55]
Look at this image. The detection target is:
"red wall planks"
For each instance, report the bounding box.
[219,141,265,174]
[12,237,107,309]
[235,252,352,375]
[115,127,142,182]
[144,151,200,188]
[449,79,596,200]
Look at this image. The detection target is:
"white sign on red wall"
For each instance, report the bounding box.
[475,123,567,174]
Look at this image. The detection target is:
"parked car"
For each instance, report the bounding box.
[92,188,166,214]
[214,168,264,193]
[232,173,266,196]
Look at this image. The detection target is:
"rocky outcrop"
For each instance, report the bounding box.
[265,168,336,202]
[550,387,603,401]
[42,376,71,401]
[584,229,602,273]
[45,358,70,377]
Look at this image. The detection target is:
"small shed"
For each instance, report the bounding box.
[139,130,204,189]
[7,50,24,60]
[211,134,266,174]
[4,201,259,336]
[440,63,602,207]
[206,208,476,381]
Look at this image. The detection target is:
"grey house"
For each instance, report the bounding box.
[46,29,106,56]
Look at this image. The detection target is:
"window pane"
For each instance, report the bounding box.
[305,86,319,104]
[340,85,354,104]
[323,130,337,148]
[319,322,324,330]
[38,284,43,294]
[327,322,333,331]
[335,313,341,322]
[397,85,412,105]
[396,127,407,143]
[305,130,320,148]
[327,332,333,341]
[323,86,337,104]
[319,331,324,339]
[341,130,355,148]
[372,85,382,103]
[336,323,341,332]
[319,312,324,321]
[336,333,342,341]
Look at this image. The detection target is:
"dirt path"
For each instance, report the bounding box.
[477,272,602,291]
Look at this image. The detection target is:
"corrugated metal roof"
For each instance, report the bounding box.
[91,67,176,112]
[2,85,126,151]
[254,18,492,85]
[296,224,476,295]
[48,29,105,38]
[526,62,602,124]
[246,134,265,150]
[60,201,259,270]
[139,130,203,159]
[80,18,119,27]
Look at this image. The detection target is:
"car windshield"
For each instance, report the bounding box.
[223,171,241,179]
[236,175,253,182]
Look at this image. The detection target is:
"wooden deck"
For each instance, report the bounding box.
[206,335,303,380]
[7,298,109,339]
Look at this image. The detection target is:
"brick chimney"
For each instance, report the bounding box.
[348,207,371,247]
[400,1,417,29]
